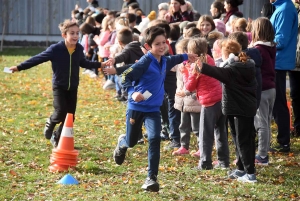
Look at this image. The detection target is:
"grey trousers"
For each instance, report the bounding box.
[179,112,200,149]
[199,101,229,169]
[254,88,276,156]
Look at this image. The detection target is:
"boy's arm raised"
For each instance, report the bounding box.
[166,54,197,71]
[13,47,53,72]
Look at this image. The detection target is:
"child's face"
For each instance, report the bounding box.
[149,35,167,58]
[200,21,212,36]
[63,26,80,47]
[170,0,181,12]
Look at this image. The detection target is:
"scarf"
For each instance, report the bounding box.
[223,7,243,24]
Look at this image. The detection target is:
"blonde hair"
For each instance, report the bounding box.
[101,16,111,31]
[175,38,189,54]
[251,17,275,44]
[234,18,247,32]
[188,38,208,77]
[58,19,79,34]
[116,17,129,27]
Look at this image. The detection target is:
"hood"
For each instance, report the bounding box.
[254,43,277,62]
[230,59,256,84]
[124,41,143,56]
[273,0,289,8]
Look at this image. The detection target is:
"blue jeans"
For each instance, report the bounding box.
[119,109,161,177]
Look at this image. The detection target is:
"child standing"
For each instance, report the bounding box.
[195,39,257,182]
[112,26,197,192]
[183,38,229,170]
[172,39,201,157]
[9,19,107,147]
[251,17,276,165]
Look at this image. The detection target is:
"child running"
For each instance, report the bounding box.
[183,38,229,170]
[9,19,108,147]
[112,26,197,192]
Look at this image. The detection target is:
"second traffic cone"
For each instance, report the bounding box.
[49,113,79,172]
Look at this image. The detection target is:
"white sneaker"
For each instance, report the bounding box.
[103,80,115,90]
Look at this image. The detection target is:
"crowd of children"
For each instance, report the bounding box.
[8,0,300,193]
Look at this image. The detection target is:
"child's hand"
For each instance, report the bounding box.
[132,92,144,102]
[176,90,185,97]
[107,58,115,66]
[103,66,116,75]
[9,66,19,73]
[101,60,110,67]
[187,53,198,63]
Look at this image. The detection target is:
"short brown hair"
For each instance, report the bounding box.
[58,19,79,34]
[117,28,133,45]
[228,31,248,50]
[144,26,166,47]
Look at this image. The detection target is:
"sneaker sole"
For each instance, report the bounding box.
[237,178,257,183]
[255,162,268,166]
[141,183,159,192]
[113,134,127,165]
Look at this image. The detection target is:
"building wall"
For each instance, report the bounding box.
[0,0,268,38]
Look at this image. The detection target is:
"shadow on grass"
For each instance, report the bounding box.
[75,166,114,175]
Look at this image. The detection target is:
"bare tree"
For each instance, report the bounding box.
[1,0,9,52]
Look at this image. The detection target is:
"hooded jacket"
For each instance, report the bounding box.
[17,41,101,90]
[122,51,188,112]
[199,56,257,117]
[253,41,276,90]
[271,0,298,70]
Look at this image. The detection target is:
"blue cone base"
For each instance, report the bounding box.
[57,174,79,185]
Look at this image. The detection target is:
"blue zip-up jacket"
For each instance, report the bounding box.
[122,51,188,112]
[271,0,298,70]
[17,41,101,90]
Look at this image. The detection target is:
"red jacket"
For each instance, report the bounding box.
[183,55,222,107]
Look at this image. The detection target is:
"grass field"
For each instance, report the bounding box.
[0,47,300,201]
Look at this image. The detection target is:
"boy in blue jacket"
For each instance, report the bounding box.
[112,26,197,192]
[9,19,108,147]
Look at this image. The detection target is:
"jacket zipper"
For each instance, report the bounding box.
[68,52,73,90]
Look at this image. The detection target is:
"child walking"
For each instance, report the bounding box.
[172,38,201,157]
[251,17,276,165]
[183,38,229,170]
[112,26,197,192]
[9,19,107,147]
[195,39,257,182]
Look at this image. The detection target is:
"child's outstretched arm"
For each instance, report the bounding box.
[166,54,197,71]
[10,47,53,72]
[196,61,232,84]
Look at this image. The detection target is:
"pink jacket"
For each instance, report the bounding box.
[97,30,111,58]
[183,55,222,107]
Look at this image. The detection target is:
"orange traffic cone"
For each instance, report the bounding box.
[49,113,79,172]
[287,101,294,130]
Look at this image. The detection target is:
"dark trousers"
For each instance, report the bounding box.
[273,70,290,145]
[164,72,180,140]
[229,115,255,174]
[50,85,77,133]
[289,71,300,130]
[125,109,161,177]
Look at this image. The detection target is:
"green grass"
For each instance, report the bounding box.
[1,47,300,201]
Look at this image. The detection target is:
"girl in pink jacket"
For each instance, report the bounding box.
[183,38,229,170]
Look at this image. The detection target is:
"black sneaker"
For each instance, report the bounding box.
[164,139,180,150]
[269,144,290,153]
[113,134,127,165]
[44,118,56,140]
[141,175,159,192]
[50,133,59,148]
